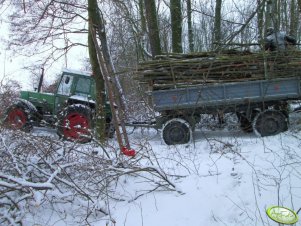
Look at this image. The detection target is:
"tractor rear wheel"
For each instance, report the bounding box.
[57,105,93,143]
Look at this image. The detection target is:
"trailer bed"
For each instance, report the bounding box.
[152,77,301,111]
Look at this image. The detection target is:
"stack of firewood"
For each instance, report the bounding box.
[135,50,301,90]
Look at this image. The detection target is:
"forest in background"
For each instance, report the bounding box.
[2,0,301,82]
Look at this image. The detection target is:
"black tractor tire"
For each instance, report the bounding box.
[252,110,288,137]
[162,118,192,145]
[3,99,37,132]
[57,105,93,143]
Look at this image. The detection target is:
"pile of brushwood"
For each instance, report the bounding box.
[136,50,301,90]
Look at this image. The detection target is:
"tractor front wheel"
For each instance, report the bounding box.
[3,100,36,132]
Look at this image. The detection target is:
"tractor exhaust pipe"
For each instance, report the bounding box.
[37,68,44,93]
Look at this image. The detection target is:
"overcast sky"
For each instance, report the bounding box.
[0,30,88,91]
[0,5,89,90]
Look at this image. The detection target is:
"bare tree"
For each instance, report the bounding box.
[6,0,88,69]
[186,0,194,52]
[88,0,106,142]
[144,0,162,57]
[213,0,222,49]
[170,0,183,53]
[289,0,298,37]
[257,0,265,45]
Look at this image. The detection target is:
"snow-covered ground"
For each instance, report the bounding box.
[11,112,300,226]
[110,127,301,226]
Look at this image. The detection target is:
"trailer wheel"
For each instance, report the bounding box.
[162,118,192,145]
[57,105,93,143]
[253,110,288,137]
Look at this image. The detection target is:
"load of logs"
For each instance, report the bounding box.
[135,50,301,90]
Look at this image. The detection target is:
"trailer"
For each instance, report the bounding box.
[151,76,301,145]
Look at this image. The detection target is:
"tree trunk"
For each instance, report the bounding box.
[265,1,272,30]
[289,0,298,37]
[88,0,106,142]
[187,0,194,53]
[139,0,147,33]
[89,0,129,147]
[138,0,147,60]
[213,0,222,50]
[144,0,162,57]
[170,0,183,53]
[257,0,264,45]
[265,0,279,31]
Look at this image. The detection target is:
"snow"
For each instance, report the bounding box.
[108,127,301,226]
[69,95,95,104]
[1,112,301,226]
[62,68,92,77]
[0,173,54,190]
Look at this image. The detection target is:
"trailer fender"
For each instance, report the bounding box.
[156,113,198,130]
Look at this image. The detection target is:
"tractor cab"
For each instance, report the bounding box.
[19,69,95,117]
[54,69,96,113]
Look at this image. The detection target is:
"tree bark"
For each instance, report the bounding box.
[144,0,162,57]
[265,0,278,30]
[213,0,222,50]
[257,0,264,45]
[138,0,147,60]
[289,0,298,37]
[187,0,194,52]
[139,0,147,33]
[170,0,183,53]
[88,0,106,142]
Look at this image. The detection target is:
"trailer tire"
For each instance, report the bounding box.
[162,118,192,145]
[57,105,93,143]
[253,110,288,137]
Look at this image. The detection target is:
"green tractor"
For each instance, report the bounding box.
[2,69,112,143]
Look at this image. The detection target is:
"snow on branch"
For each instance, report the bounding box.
[0,173,54,190]
[0,128,177,225]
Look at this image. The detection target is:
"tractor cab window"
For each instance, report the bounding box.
[75,77,91,96]
[57,74,73,96]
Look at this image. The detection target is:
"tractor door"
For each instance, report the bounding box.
[55,73,74,113]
